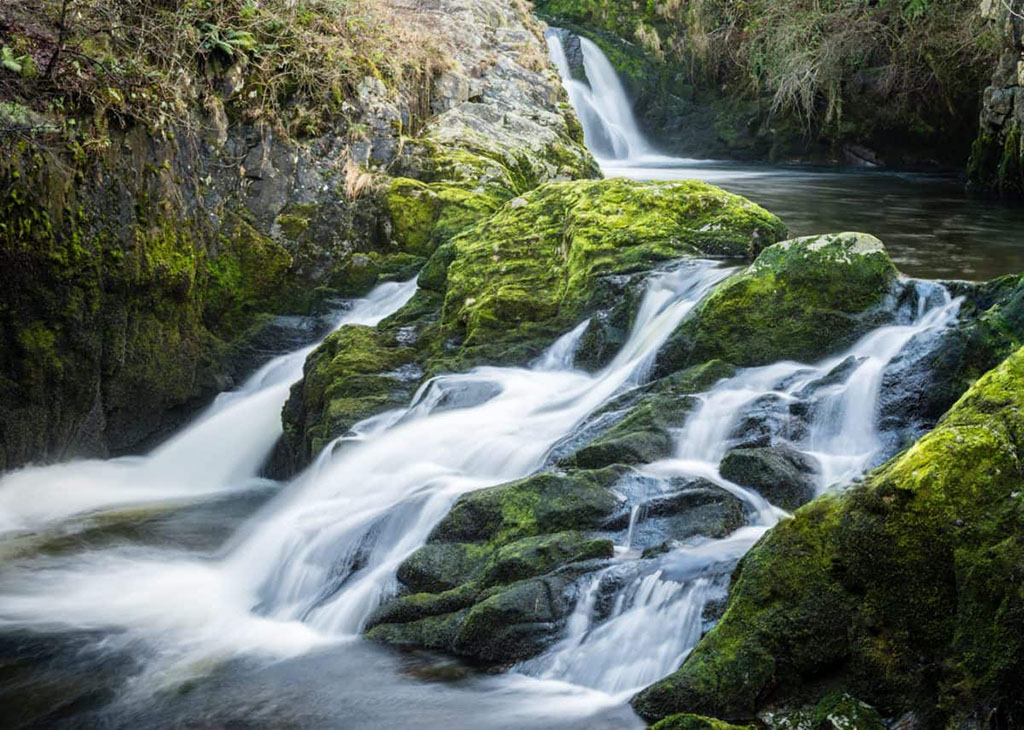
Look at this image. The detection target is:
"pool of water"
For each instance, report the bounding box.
[604,159,1024,282]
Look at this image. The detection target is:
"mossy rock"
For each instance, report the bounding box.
[650,714,754,730]
[439,178,785,367]
[366,467,624,661]
[279,290,442,469]
[385,177,509,258]
[565,390,699,468]
[429,468,624,545]
[718,445,819,512]
[665,232,898,371]
[631,344,1024,725]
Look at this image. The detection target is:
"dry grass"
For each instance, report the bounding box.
[0,0,449,144]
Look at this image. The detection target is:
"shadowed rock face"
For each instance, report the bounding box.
[968,0,1024,197]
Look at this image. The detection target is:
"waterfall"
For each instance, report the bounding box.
[0,279,417,536]
[227,262,732,635]
[519,282,962,695]
[0,261,734,678]
[545,31,653,162]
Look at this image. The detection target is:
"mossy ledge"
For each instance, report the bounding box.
[632,344,1024,727]
[655,232,899,375]
[281,178,785,470]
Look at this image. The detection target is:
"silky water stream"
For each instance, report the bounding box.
[0,262,962,728]
[0,30,1003,730]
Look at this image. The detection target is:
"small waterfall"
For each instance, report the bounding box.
[0,262,734,676]
[226,262,732,635]
[0,279,417,536]
[545,30,653,162]
[522,281,962,695]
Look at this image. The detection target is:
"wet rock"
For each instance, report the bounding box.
[662,232,899,373]
[632,346,1024,727]
[719,445,819,511]
[642,483,748,544]
[727,394,810,449]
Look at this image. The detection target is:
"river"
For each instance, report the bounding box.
[0,25,1018,730]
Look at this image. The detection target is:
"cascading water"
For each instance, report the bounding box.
[545,30,654,162]
[0,26,994,729]
[520,281,962,695]
[0,279,417,536]
[226,262,732,634]
[0,261,733,681]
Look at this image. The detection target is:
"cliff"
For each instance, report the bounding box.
[0,0,593,470]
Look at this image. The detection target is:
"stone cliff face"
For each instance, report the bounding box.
[968,0,1024,196]
[0,0,593,471]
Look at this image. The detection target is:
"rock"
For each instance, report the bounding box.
[718,445,819,511]
[640,482,748,545]
[663,232,898,372]
[430,468,623,544]
[440,178,785,369]
[651,714,754,730]
[631,345,1024,726]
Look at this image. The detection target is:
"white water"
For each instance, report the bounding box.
[523,282,961,694]
[546,31,660,162]
[0,279,417,536]
[0,30,982,727]
[0,261,731,685]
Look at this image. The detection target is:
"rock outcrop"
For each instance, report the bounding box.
[0,0,591,470]
[633,344,1024,728]
[968,0,1024,196]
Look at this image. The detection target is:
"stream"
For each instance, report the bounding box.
[0,26,1020,730]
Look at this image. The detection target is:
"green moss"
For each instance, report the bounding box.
[650,714,754,730]
[567,390,699,468]
[206,219,296,333]
[365,468,623,661]
[385,177,507,257]
[632,345,1024,725]
[677,232,897,368]
[996,124,1024,197]
[441,178,785,364]
[430,468,623,545]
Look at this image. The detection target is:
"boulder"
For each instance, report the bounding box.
[632,345,1024,726]
[718,444,820,511]
[662,232,899,372]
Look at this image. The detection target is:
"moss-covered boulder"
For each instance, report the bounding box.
[632,344,1024,726]
[661,232,898,372]
[285,179,783,471]
[439,178,786,368]
[364,468,622,660]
